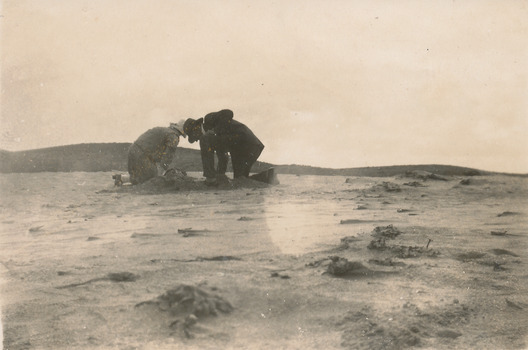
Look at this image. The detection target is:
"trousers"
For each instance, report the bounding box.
[200,133,264,179]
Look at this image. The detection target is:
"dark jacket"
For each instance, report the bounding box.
[201,109,264,177]
[203,109,264,156]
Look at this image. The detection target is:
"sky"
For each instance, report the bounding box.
[1,0,527,173]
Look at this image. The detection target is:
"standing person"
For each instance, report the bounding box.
[183,109,264,185]
[127,121,186,185]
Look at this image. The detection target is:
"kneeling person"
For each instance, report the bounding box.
[184,109,264,185]
[127,122,186,185]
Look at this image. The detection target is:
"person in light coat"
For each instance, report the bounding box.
[127,121,186,185]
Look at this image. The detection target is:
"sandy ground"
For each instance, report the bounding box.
[1,171,527,349]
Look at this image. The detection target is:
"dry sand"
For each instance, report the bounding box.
[1,172,527,349]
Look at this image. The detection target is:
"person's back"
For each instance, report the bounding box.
[127,123,184,185]
[133,127,179,162]
[203,110,263,152]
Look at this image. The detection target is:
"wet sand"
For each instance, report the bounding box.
[1,172,527,349]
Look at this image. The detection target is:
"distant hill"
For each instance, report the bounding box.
[1,143,133,173]
[0,143,273,174]
[274,164,492,177]
[0,143,519,177]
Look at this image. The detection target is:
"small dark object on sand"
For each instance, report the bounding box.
[396,245,440,259]
[197,256,241,262]
[305,258,331,268]
[491,230,507,236]
[248,167,279,185]
[506,299,525,310]
[164,168,187,177]
[382,182,401,192]
[437,330,462,339]
[403,181,426,187]
[131,233,162,238]
[372,224,401,239]
[490,249,519,257]
[455,251,486,262]
[136,284,233,339]
[56,272,139,289]
[403,170,448,181]
[170,314,199,338]
[270,272,291,279]
[178,228,210,237]
[338,236,362,250]
[368,258,406,267]
[459,178,471,185]
[426,239,433,249]
[368,238,387,250]
[497,211,520,217]
[493,262,507,271]
[112,174,124,186]
[340,219,377,225]
[327,256,370,276]
[149,256,241,263]
[136,284,233,318]
[106,272,139,282]
[368,238,439,258]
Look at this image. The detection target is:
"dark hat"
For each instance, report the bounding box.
[183,118,204,143]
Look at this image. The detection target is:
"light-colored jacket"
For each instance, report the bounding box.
[133,127,181,165]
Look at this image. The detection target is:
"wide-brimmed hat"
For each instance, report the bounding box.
[183,118,204,143]
[169,119,187,137]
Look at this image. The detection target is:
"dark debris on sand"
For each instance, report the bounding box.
[371,225,402,239]
[368,237,440,259]
[401,170,449,181]
[337,236,362,250]
[368,258,406,267]
[371,182,402,192]
[497,211,521,217]
[326,256,372,277]
[135,284,233,338]
[403,181,427,187]
[56,272,139,289]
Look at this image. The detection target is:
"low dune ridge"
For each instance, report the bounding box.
[2,143,524,177]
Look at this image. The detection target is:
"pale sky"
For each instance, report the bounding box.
[1,0,527,173]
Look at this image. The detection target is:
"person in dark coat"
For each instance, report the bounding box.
[183,109,264,185]
[127,122,186,185]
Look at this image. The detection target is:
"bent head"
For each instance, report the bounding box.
[183,118,204,143]
[169,119,187,137]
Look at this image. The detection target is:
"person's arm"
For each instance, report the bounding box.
[160,133,180,170]
[215,136,229,175]
[160,149,175,170]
